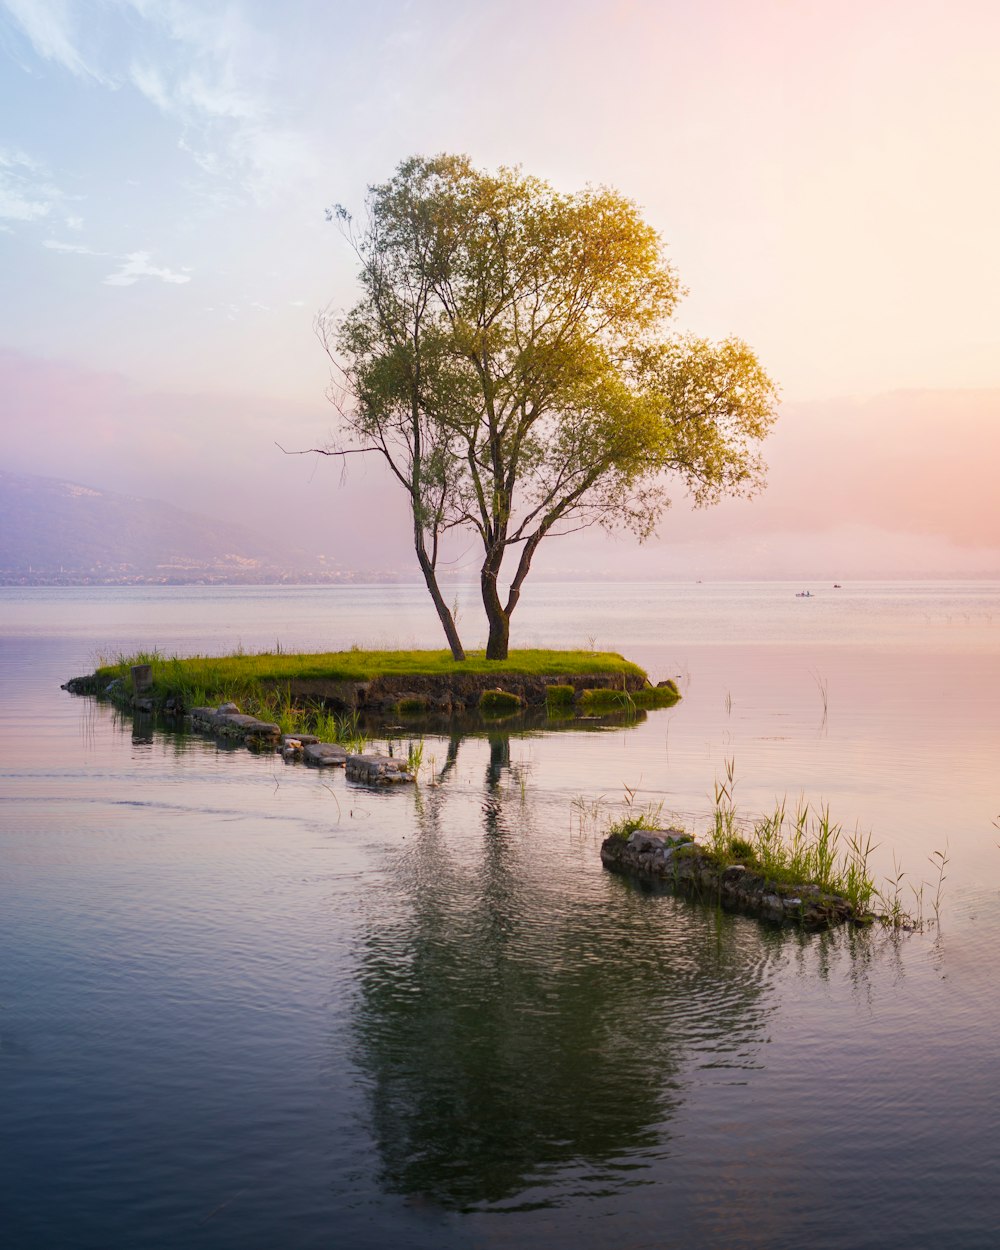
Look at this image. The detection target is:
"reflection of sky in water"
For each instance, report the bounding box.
[1,584,998,1247]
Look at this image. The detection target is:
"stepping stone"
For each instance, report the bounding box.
[345,753,414,784]
[303,742,349,766]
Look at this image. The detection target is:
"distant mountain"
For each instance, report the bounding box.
[0,470,327,584]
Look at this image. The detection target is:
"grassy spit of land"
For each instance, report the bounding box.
[67,647,681,735]
[96,646,649,686]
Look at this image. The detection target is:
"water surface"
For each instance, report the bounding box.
[1,582,998,1248]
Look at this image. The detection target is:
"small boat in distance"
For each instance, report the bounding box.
[795,590,814,597]
[833,583,842,588]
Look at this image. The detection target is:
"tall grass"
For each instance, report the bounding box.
[702,759,953,926]
[101,651,377,750]
[707,759,877,913]
[312,709,367,754]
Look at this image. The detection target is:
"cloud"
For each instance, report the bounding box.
[43,242,195,290]
[124,5,275,179]
[6,0,319,203]
[0,148,60,222]
[64,214,84,230]
[43,239,102,254]
[1,0,112,83]
[102,250,191,286]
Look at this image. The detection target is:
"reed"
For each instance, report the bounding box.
[606,782,664,840]
[571,793,606,839]
[701,759,882,915]
[813,672,829,716]
[406,738,425,775]
[698,762,955,926]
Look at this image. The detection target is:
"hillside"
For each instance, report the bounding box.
[0,470,322,584]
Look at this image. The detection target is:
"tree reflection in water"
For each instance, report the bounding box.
[352,729,783,1211]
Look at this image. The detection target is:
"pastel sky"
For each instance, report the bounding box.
[2,0,999,577]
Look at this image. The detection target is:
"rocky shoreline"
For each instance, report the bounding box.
[601,827,864,930]
[185,702,414,784]
[63,666,664,716]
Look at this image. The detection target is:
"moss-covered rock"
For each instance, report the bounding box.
[545,684,576,708]
[479,688,524,715]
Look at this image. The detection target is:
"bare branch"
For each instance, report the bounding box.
[275,441,383,458]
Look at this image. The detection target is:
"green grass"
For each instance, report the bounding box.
[704,758,878,913]
[708,799,877,914]
[545,684,576,707]
[578,685,680,713]
[96,647,646,692]
[92,646,654,737]
[603,758,942,928]
[312,708,367,753]
[606,813,658,840]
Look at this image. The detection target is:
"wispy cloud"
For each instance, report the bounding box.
[0,148,58,221]
[4,0,320,203]
[124,5,319,201]
[42,237,192,287]
[1,0,113,83]
[102,250,191,286]
[43,239,102,254]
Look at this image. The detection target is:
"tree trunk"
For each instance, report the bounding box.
[482,563,510,660]
[414,528,465,661]
[482,530,545,661]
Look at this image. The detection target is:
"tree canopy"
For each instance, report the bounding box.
[318,154,778,659]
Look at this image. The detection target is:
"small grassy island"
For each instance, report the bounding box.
[601,826,869,931]
[63,647,682,730]
[63,648,931,932]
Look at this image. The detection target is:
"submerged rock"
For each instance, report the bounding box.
[345,753,414,784]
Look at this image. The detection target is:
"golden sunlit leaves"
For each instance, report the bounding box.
[323,154,778,656]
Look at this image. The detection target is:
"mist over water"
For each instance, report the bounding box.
[1,582,998,1248]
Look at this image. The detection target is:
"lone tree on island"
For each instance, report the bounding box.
[314,154,778,661]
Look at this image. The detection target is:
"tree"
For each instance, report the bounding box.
[317,154,778,660]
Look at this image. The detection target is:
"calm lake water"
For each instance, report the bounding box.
[2,581,999,1249]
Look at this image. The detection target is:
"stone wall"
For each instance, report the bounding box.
[272,669,646,714]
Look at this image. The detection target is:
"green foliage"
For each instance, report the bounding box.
[545,684,576,707]
[479,689,523,716]
[632,686,681,709]
[396,697,429,714]
[313,709,366,754]
[325,154,779,658]
[578,684,680,714]
[606,813,658,840]
[703,760,930,923]
[578,688,636,714]
[604,782,667,840]
[727,836,756,861]
[406,738,424,774]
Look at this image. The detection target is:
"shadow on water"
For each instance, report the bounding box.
[350,727,800,1213]
[364,704,651,739]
